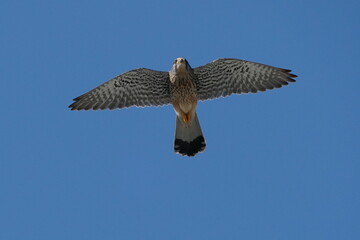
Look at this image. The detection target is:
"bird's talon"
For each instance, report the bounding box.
[182,113,190,123]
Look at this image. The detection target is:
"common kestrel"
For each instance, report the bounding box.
[69,58,297,156]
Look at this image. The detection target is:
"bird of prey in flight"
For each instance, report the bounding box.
[69,58,297,157]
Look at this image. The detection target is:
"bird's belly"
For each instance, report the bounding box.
[179,102,193,114]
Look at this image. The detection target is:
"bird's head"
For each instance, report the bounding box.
[169,57,193,83]
[171,57,191,73]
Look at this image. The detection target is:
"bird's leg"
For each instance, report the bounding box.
[182,113,190,123]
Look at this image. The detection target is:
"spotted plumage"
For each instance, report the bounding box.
[69,57,297,157]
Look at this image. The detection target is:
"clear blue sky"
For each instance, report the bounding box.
[1,0,359,239]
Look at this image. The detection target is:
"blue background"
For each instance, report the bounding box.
[1,0,359,239]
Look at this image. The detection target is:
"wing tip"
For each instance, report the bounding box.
[281,68,297,76]
[68,103,77,111]
[280,68,297,83]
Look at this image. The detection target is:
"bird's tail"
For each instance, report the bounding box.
[174,112,206,157]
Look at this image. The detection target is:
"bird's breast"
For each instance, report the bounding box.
[170,75,197,104]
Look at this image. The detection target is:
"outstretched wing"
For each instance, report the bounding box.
[69,68,171,110]
[193,58,297,101]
